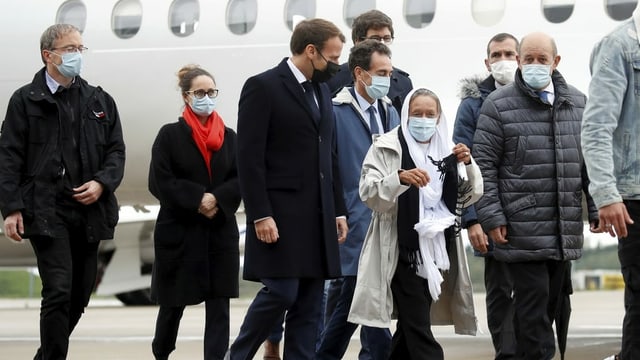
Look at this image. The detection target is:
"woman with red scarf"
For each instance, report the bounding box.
[149,65,241,360]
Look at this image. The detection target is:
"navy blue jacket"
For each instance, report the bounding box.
[237,58,347,280]
[332,87,400,275]
[452,75,495,238]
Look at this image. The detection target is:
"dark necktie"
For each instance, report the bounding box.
[367,105,379,135]
[302,81,320,123]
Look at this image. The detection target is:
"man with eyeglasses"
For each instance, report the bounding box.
[0,24,125,360]
[315,39,398,360]
[326,10,413,115]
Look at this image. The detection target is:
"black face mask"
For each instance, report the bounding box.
[311,48,340,83]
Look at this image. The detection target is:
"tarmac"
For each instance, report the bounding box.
[0,290,624,359]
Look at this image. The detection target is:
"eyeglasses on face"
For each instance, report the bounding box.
[51,45,89,54]
[186,89,219,99]
[361,35,394,44]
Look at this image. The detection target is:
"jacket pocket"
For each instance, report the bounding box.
[633,59,640,95]
[503,194,536,218]
[512,136,526,174]
[20,180,35,223]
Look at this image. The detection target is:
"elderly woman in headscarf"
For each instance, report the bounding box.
[348,87,483,359]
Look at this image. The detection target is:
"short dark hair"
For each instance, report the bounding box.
[351,10,394,44]
[348,40,392,79]
[290,18,345,55]
[177,64,215,94]
[486,33,519,58]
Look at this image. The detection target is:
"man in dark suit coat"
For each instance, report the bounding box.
[227,19,348,360]
[326,10,413,115]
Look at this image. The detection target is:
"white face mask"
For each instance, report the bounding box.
[490,60,518,85]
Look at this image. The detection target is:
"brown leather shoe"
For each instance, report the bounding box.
[262,339,281,360]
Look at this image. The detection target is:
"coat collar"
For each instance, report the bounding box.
[514,68,574,107]
[276,58,318,124]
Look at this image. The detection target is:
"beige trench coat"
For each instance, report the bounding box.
[348,127,483,335]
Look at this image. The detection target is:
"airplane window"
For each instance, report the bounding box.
[471,0,505,26]
[112,0,142,39]
[284,0,316,31]
[606,0,638,21]
[404,0,436,29]
[226,0,257,35]
[169,0,200,37]
[542,0,575,23]
[56,0,87,33]
[344,0,376,27]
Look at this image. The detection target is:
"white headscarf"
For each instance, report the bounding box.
[399,87,457,301]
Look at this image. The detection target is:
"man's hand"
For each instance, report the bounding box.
[597,202,634,238]
[468,223,489,253]
[398,168,430,187]
[4,211,24,243]
[336,218,348,244]
[72,180,104,205]
[488,225,508,245]
[255,217,279,244]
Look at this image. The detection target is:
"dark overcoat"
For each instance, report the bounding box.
[237,58,347,281]
[148,117,241,306]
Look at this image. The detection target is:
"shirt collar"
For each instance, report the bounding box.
[44,70,75,94]
[287,57,308,85]
[354,87,377,113]
[541,81,555,96]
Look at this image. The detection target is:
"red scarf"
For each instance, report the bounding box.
[182,106,225,177]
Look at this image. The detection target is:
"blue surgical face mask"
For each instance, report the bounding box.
[55,51,83,78]
[362,70,391,99]
[521,64,552,89]
[190,95,216,116]
[408,116,437,142]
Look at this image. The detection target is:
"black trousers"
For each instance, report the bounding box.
[152,297,230,360]
[29,210,99,360]
[509,260,567,360]
[484,256,516,359]
[389,259,443,360]
[619,200,640,360]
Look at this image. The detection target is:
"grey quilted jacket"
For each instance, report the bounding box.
[472,69,598,262]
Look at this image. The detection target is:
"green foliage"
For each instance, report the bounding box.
[574,245,619,270]
[0,270,42,298]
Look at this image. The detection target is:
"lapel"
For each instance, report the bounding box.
[348,87,371,133]
[277,59,320,129]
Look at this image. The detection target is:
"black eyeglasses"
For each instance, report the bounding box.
[360,35,394,45]
[51,45,89,54]
[186,89,219,99]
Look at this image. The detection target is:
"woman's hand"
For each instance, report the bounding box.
[398,168,430,187]
[453,143,472,165]
[198,193,218,218]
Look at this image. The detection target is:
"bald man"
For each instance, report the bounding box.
[472,32,600,360]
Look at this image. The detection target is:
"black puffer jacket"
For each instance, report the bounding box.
[472,69,597,262]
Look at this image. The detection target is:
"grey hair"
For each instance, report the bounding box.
[410,88,442,115]
[40,24,80,64]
